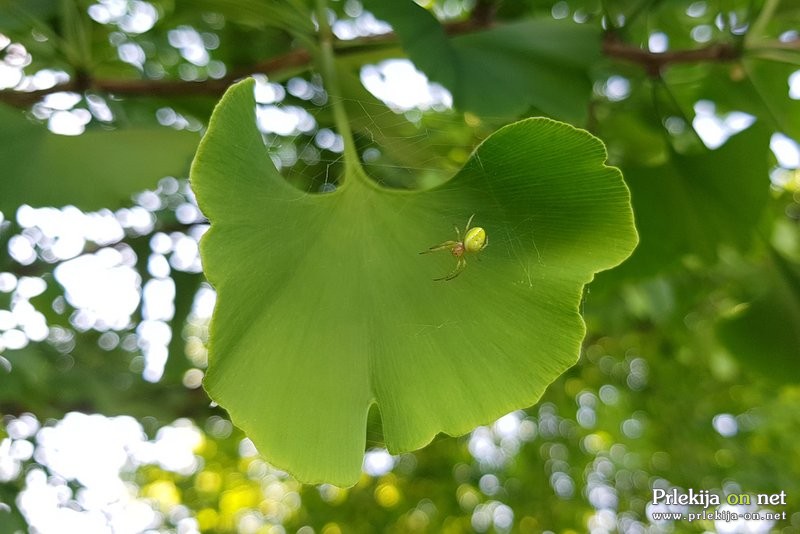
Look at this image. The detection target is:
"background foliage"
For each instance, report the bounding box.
[1,0,799,532]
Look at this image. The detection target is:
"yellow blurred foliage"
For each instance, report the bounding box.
[195,470,223,494]
[142,480,181,511]
[196,508,219,531]
[375,483,400,508]
[321,523,342,534]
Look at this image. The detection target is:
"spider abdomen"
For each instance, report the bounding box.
[464,227,487,253]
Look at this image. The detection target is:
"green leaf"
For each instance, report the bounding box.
[334,59,472,187]
[0,488,26,534]
[743,58,800,140]
[190,79,637,485]
[666,60,800,142]
[0,336,208,420]
[448,19,599,122]
[361,3,599,122]
[175,0,315,35]
[163,271,204,383]
[360,0,457,89]
[0,0,58,32]
[717,249,800,383]
[0,105,199,216]
[59,0,92,68]
[613,124,771,277]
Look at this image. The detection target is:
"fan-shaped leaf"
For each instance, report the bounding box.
[0,105,199,215]
[190,79,637,485]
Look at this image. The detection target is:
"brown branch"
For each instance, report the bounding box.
[4,14,790,108]
[0,78,224,107]
[602,33,741,76]
[0,7,498,109]
[444,0,496,35]
[0,48,312,108]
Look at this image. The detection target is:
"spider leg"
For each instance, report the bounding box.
[464,213,475,236]
[475,234,489,262]
[434,257,467,281]
[420,240,459,254]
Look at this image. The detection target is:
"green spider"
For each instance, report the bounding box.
[420,214,488,281]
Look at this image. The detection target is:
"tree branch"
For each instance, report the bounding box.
[0,48,312,108]
[602,33,741,76]
[2,16,794,107]
[0,9,496,109]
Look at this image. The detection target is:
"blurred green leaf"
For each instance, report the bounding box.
[0,490,26,534]
[615,124,771,276]
[191,79,637,485]
[718,249,800,382]
[175,0,314,35]
[0,337,210,420]
[163,270,204,383]
[449,18,599,121]
[362,3,599,122]
[743,58,800,140]
[334,58,475,187]
[0,0,57,32]
[361,0,457,89]
[0,105,199,216]
[59,0,92,68]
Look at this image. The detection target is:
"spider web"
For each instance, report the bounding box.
[247,77,553,449]
[255,81,542,278]
[263,96,464,188]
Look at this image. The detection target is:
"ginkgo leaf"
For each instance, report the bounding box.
[362,1,599,122]
[614,124,770,277]
[190,78,637,485]
[0,104,199,215]
[718,249,800,383]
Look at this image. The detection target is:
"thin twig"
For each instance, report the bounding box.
[602,33,741,76]
[2,11,794,108]
[0,8,496,109]
[0,49,312,107]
